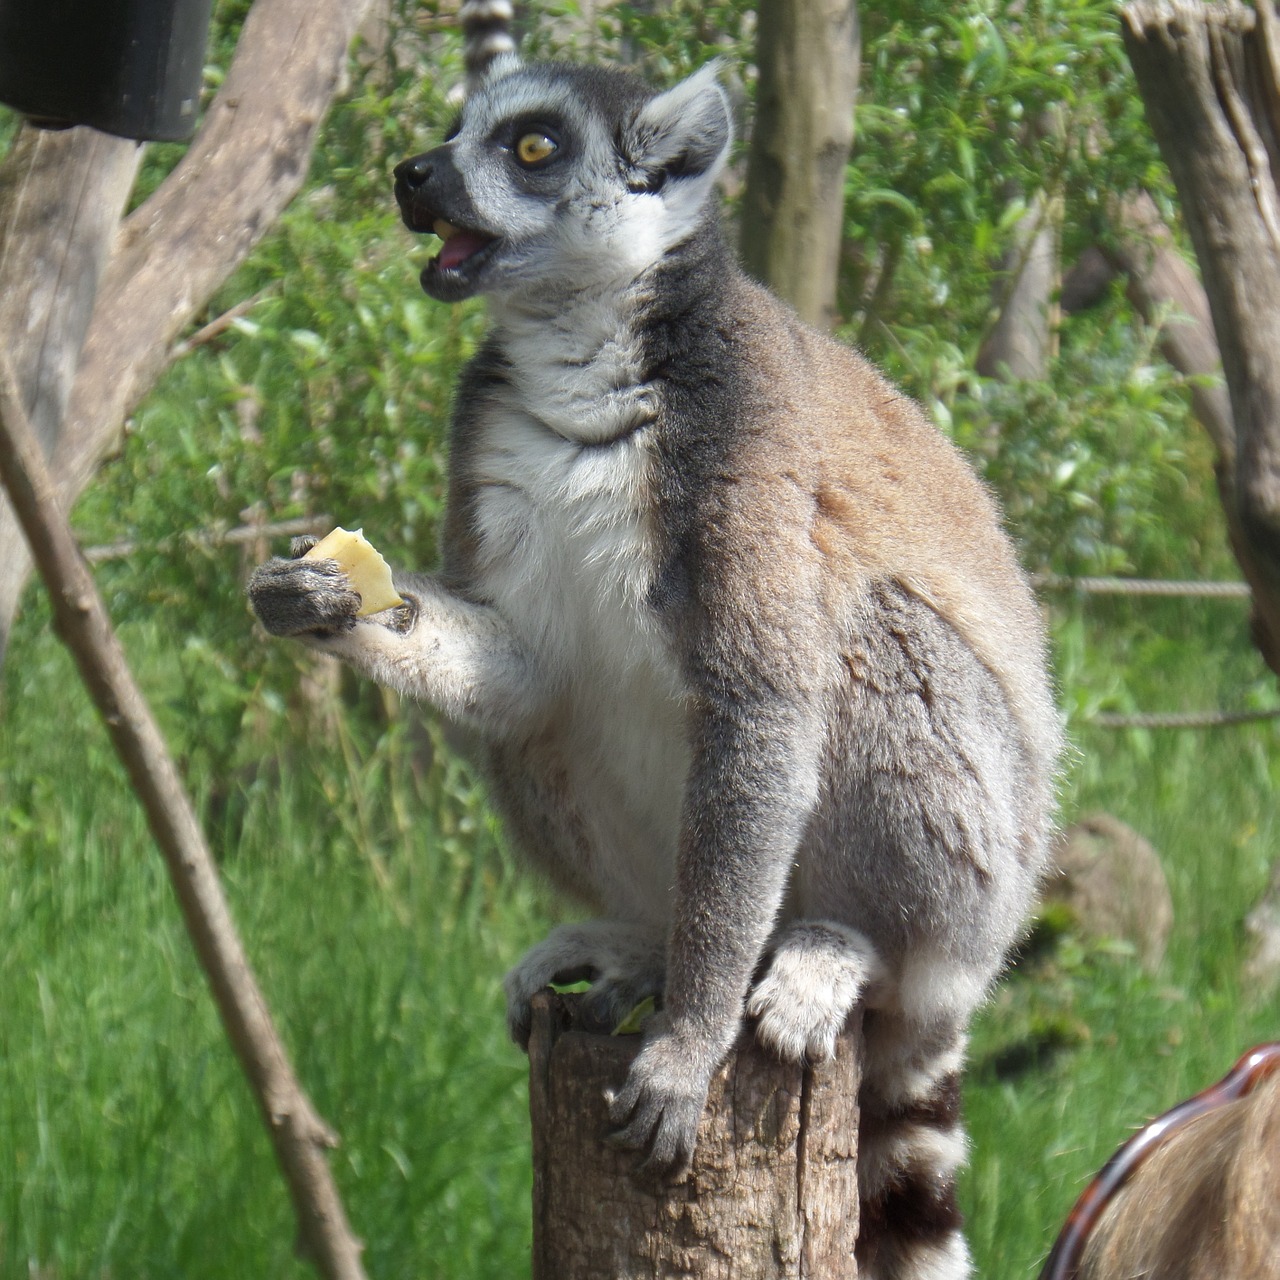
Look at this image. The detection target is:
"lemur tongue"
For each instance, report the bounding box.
[437,229,491,271]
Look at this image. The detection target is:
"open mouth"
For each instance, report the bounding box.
[432,219,494,271]
[418,217,500,301]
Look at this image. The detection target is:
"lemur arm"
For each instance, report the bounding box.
[608,689,825,1173]
[604,529,824,1172]
[247,553,548,739]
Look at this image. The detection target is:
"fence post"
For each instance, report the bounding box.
[527,991,862,1279]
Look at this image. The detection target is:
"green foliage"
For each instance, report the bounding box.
[1,0,1278,1276]
[847,0,1168,327]
[960,305,1228,578]
[840,0,1210,583]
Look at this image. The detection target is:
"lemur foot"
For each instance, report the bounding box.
[747,921,887,1063]
[606,1013,715,1181]
[504,920,665,1048]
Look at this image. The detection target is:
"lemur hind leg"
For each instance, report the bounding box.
[747,920,887,1063]
[504,920,665,1047]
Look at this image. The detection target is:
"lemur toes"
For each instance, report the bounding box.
[747,921,886,1064]
[504,921,666,1048]
[247,557,361,637]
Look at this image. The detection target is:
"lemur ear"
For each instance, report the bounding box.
[624,61,732,191]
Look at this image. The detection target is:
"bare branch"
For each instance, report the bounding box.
[83,515,333,564]
[0,352,368,1280]
[1121,1,1280,672]
[169,287,278,362]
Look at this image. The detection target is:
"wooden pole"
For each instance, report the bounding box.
[528,991,862,1279]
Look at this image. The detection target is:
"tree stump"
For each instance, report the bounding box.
[527,991,862,1279]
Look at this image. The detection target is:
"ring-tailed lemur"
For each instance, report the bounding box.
[457,0,517,96]
[248,58,1060,1280]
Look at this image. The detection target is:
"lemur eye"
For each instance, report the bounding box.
[515,132,559,167]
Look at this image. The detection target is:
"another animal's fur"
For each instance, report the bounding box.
[1077,1072,1280,1280]
[248,59,1060,1279]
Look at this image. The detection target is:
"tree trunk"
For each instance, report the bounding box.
[740,0,859,330]
[1122,0,1280,675]
[1101,191,1235,462]
[0,125,140,654]
[0,0,375,663]
[528,992,862,1280]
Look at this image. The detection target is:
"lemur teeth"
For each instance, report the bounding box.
[433,218,461,240]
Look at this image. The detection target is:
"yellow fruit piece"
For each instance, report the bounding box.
[304,527,404,617]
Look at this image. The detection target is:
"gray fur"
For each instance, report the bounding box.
[249,59,1060,1279]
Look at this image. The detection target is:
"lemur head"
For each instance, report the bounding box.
[393,60,732,305]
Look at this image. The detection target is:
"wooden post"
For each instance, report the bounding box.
[527,992,862,1279]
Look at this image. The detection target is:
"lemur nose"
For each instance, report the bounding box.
[394,155,433,190]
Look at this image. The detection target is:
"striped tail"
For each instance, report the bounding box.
[459,0,518,94]
[856,1009,972,1280]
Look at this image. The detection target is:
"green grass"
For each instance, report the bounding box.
[1,605,548,1279]
[965,595,1280,1277]
[2,564,1277,1278]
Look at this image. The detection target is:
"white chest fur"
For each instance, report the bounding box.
[470,403,664,671]
[467,324,689,920]
[473,292,666,668]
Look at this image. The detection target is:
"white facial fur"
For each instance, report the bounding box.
[447,61,732,307]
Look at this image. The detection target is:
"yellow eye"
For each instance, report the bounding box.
[515,132,558,166]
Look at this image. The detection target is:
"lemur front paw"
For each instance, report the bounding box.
[746,921,886,1063]
[504,922,665,1048]
[248,555,362,638]
[606,1018,713,1180]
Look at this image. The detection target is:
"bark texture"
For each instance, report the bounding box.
[740,0,860,330]
[1123,0,1280,673]
[0,355,366,1279]
[528,992,861,1280]
[0,126,140,652]
[0,0,375,660]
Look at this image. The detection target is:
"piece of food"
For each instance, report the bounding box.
[303,527,404,617]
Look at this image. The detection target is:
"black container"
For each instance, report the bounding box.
[0,0,214,141]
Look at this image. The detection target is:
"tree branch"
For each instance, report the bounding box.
[1101,190,1235,464]
[0,352,368,1280]
[54,0,375,505]
[0,0,376,656]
